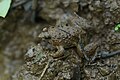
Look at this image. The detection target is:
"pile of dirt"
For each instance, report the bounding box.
[0,0,120,80]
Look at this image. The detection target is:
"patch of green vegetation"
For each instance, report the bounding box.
[115,24,120,31]
[0,0,11,18]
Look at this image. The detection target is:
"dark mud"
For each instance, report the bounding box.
[0,0,120,80]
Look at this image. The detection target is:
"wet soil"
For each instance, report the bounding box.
[0,0,120,80]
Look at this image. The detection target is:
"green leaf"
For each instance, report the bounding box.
[116,24,120,27]
[114,24,120,31]
[115,27,119,31]
[0,0,11,18]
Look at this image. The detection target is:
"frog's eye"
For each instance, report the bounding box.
[42,27,48,32]
[66,23,68,26]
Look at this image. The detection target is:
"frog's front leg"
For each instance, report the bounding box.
[77,34,89,60]
[51,45,65,58]
[83,41,100,62]
[76,43,89,61]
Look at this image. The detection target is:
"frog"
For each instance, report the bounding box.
[38,12,95,61]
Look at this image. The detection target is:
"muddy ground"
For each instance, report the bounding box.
[0,0,120,80]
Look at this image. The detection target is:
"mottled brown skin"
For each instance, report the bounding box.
[39,13,90,60]
[49,26,84,46]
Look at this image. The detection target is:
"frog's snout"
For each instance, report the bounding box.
[38,32,50,39]
[38,32,45,38]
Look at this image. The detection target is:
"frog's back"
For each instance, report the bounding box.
[47,13,86,47]
[48,26,80,47]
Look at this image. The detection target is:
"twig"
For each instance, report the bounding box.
[100,50,120,59]
[39,61,50,80]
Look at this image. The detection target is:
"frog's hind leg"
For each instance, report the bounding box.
[91,47,99,62]
[51,45,65,58]
[77,34,89,61]
[76,43,89,61]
